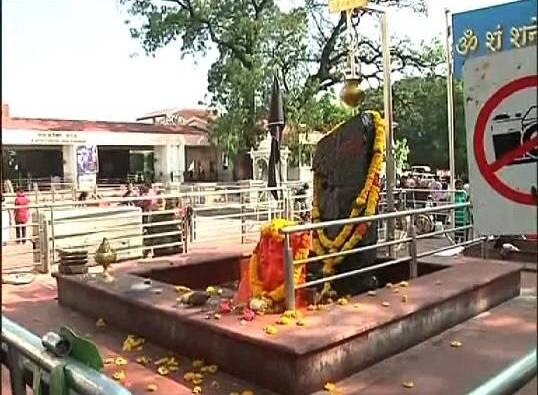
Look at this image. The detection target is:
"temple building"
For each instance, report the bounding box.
[1,104,206,187]
[136,107,223,182]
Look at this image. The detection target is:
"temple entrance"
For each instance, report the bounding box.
[97,146,154,183]
[128,149,155,182]
[1,146,63,188]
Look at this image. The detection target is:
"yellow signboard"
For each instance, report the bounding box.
[328,0,368,13]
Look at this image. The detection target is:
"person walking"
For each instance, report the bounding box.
[431,176,443,223]
[14,188,30,244]
[140,182,157,212]
[454,180,470,243]
[431,176,443,202]
[462,176,471,195]
[122,183,137,205]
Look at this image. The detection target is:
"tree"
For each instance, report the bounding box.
[361,76,468,173]
[121,0,442,158]
[394,137,410,174]
[286,91,351,167]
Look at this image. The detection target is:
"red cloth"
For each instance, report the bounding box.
[234,259,252,304]
[14,193,30,223]
[259,236,285,292]
[235,232,310,307]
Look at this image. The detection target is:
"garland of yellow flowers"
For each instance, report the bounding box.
[312,111,386,276]
[249,219,310,303]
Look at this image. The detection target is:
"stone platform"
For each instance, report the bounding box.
[56,256,521,394]
[313,295,537,395]
[465,239,537,269]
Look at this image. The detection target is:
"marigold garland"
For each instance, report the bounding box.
[312,111,386,276]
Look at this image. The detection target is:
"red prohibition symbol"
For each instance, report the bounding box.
[473,75,538,206]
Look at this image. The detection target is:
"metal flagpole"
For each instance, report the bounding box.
[267,74,285,202]
[380,10,396,257]
[445,9,456,225]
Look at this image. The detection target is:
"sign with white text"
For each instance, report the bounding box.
[452,0,537,80]
[31,131,86,145]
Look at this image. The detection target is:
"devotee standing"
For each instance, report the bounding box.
[14,188,30,244]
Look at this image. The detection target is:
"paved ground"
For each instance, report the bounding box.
[2,243,535,394]
[1,272,273,395]
[313,288,537,395]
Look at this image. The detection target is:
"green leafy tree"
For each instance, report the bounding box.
[286,91,352,167]
[361,76,468,173]
[394,137,410,174]
[121,0,442,160]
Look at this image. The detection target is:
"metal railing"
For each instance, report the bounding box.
[2,197,185,274]
[1,185,292,273]
[281,202,480,310]
[467,348,537,395]
[188,185,288,245]
[1,316,132,395]
[1,184,473,274]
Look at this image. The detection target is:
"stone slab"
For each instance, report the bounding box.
[313,295,537,395]
[56,257,521,394]
[1,277,271,395]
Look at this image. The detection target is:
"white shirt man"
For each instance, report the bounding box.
[431,177,443,203]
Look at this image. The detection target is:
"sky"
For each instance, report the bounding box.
[1,0,509,122]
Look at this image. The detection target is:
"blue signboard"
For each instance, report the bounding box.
[452,0,537,79]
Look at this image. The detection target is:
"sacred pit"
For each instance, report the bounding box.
[55,110,521,394]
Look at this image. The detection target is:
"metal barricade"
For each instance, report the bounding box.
[1,316,132,395]
[187,186,287,245]
[2,184,477,277]
[280,202,482,310]
[1,185,291,272]
[2,197,47,274]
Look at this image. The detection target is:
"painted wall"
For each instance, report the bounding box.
[3,129,188,184]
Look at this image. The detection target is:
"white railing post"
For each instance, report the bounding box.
[182,213,189,254]
[283,233,296,311]
[240,190,246,244]
[408,214,418,279]
[481,237,488,260]
[49,206,56,272]
[287,186,294,221]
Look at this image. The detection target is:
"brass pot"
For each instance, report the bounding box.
[340,79,362,108]
[95,238,116,266]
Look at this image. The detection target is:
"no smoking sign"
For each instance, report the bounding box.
[464,47,537,235]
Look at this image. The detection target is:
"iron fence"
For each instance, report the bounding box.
[1,185,290,273]
[280,202,481,310]
[1,184,475,275]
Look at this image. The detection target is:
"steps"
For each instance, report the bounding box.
[313,295,537,395]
